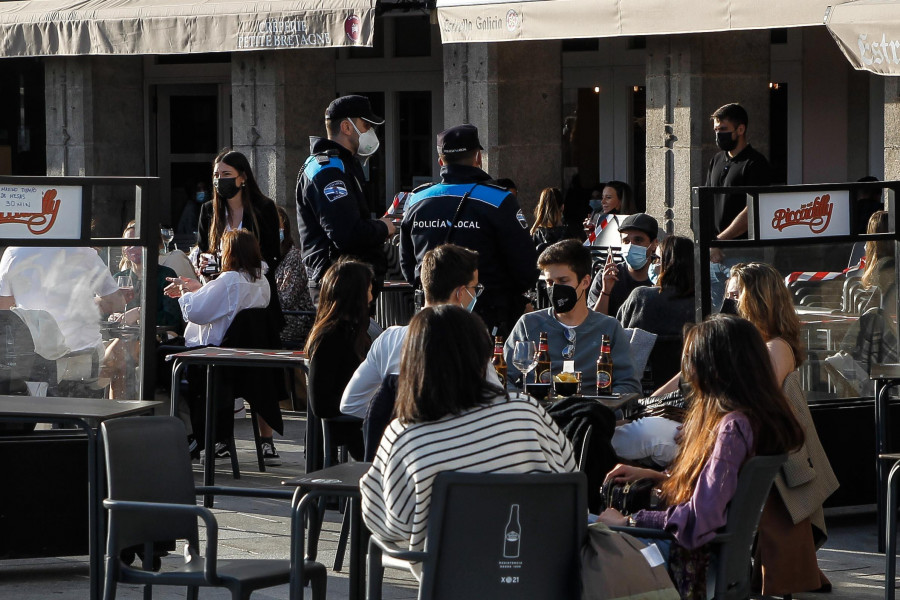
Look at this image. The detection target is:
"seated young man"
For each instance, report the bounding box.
[588,213,660,317]
[340,243,499,420]
[504,239,641,395]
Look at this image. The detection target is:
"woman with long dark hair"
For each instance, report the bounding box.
[617,235,695,336]
[599,314,804,598]
[304,259,375,460]
[361,305,575,575]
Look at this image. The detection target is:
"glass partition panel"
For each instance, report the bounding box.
[0,176,159,400]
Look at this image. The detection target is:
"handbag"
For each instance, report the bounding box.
[599,477,660,515]
[634,388,689,423]
[581,522,679,600]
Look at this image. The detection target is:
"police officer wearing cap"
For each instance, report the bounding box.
[296,94,396,304]
[400,124,538,337]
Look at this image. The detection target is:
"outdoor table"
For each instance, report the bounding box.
[871,363,900,551]
[538,392,640,414]
[283,461,372,600]
[0,395,161,600]
[166,347,310,507]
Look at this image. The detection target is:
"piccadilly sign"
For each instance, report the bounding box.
[0,185,82,239]
[758,190,850,240]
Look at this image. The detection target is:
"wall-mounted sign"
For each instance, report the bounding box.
[0,185,82,239]
[758,190,850,240]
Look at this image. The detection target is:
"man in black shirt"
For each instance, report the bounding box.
[706,103,771,306]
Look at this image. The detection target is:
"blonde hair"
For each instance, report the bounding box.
[862,210,891,290]
[530,187,564,234]
[729,262,803,369]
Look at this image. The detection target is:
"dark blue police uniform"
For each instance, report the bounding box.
[400,163,538,336]
[296,136,389,291]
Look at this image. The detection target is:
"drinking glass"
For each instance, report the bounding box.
[161,227,175,253]
[511,341,538,393]
[116,275,133,294]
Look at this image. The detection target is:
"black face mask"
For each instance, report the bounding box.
[715,130,738,153]
[720,298,739,315]
[549,283,579,314]
[214,177,241,200]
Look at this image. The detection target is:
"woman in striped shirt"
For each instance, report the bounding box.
[360,305,576,572]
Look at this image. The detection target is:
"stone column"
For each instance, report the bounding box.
[443,41,562,216]
[645,35,703,237]
[231,50,337,215]
[645,31,770,237]
[45,56,144,234]
[884,78,900,181]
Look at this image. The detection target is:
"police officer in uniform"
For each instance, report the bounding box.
[400,124,538,337]
[296,94,396,304]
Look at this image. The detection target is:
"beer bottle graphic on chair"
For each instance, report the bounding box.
[503,504,521,558]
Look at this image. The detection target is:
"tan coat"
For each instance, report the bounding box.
[775,371,840,543]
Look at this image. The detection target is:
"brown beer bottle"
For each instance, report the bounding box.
[534,332,551,384]
[596,334,613,394]
[492,336,507,387]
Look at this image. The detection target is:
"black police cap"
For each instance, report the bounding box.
[325,95,384,125]
[437,124,484,155]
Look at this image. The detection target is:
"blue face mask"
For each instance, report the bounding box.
[648,262,661,285]
[464,287,478,312]
[279,228,285,242]
[589,199,603,212]
[622,243,650,270]
[196,191,207,203]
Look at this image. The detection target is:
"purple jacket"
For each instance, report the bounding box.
[633,412,755,550]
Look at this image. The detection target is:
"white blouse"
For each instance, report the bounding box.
[179,269,270,347]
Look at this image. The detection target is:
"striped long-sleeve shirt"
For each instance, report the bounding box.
[360,393,576,556]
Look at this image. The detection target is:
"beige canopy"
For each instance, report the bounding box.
[0,0,375,57]
[826,0,900,75]
[437,0,849,43]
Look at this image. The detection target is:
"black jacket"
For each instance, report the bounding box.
[196,198,281,272]
[399,164,538,299]
[296,137,390,286]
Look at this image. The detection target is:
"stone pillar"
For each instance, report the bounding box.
[45,56,144,234]
[884,78,900,181]
[645,32,770,237]
[231,50,336,216]
[443,41,562,217]
[645,35,703,237]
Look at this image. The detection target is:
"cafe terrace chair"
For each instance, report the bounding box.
[218,307,285,474]
[367,471,587,600]
[100,416,327,600]
[611,453,787,600]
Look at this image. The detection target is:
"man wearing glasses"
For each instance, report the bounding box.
[588,213,660,318]
[504,239,641,394]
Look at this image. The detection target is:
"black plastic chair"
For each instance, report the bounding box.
[612,453,787,600]
[367,471,587,600]
[881,452,900,600]
[100,416,326,600]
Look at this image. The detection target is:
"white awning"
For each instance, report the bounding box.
[436,0,850,43]
[0,0,376,57]
[825,0,900,75]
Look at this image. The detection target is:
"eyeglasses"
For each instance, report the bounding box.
[562,327,576,360]
[468,283,484,298]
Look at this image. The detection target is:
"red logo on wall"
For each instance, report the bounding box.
[771,194,834,235]
[345,15,361,42]
[0,189,61,235]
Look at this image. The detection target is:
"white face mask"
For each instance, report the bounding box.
[347,119,380,157]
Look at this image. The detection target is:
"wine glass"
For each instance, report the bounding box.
[161,227,175,253]
[115,275,134,328]
[511,340,538,394]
